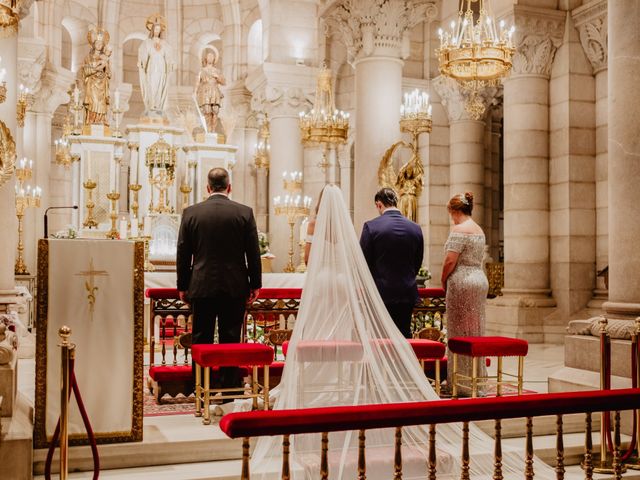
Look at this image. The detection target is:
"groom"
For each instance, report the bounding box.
[360,188,424,338]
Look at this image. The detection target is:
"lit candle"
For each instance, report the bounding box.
[109,157,116,191]
[131,217,139,238]
[119,217,128,240]
[300,217,308,240]
[283,171,287,179]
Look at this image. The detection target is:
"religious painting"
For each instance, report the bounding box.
[35,238,144,447]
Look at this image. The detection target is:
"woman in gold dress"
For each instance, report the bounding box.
[82,28,111,126]
[196,49,226,134]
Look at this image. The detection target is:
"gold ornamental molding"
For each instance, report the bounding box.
[0,120,16,189]
[0,1,19,38]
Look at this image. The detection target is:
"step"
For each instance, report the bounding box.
[33,414,242,475]
[0,393,33,480]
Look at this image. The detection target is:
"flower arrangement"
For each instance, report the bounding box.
[416,266,431,287]
[52,225,78,239]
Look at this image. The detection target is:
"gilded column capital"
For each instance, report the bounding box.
[432,75,499,123]
[325,0,437,65]
[572,0,607,74]
[505,5,566,78]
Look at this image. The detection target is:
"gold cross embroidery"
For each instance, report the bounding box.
[75,258,109,319]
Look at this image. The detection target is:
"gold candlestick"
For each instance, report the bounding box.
[14,193,40,275]
[82,180,98,228]
[180,183,192,210]
[105,191,120,239]
[141,235,155,272]
[274,205,310,273]
[129,183,142,219]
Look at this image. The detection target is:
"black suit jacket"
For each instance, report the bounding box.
[176,194,262,299]
[360,210,424,305]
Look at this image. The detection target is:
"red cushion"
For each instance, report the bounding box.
[146,288,180,299]
[257,288,302,299]
[408,339,446,359]
[149,365,193,382]
[282,341,289,357]
[418,288,445,298]
[448,336,528,357]
[192,343,274,367]
[294,340,364,362]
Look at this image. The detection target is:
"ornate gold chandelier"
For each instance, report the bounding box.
[299,63,349,169]
[437,0,515,118]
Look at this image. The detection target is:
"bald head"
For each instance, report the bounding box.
[207,168,230,193]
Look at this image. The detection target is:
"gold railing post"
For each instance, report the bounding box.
[58,326,75,480]
[556,414,565,479]
[241,437,251,480]
[428,424,437,480]
[461,421,470,480]
[493,419,503,480]
[321,432,329,480]
[358,429,366,480]
[583,412,594,479]
[394,426,403,480]
[627,317,640,470]
[613,411,624,479]
[282,434,291,480]
[524,417,534,480]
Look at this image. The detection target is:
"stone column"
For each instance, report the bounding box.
[247,65,315,271]
[573,0,608,307]
[433,76,497,229]
[328,0,437,232]
[489,110,502,261]
[603,0,640,319]
[486,6,565,341]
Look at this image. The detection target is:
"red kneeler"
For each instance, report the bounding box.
[447,336,528,398]
[192,343,274,424]
[408,339,446,395]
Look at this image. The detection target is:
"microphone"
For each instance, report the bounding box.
[44,206,78,239]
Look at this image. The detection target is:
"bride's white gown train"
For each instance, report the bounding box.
[240,185,561,479]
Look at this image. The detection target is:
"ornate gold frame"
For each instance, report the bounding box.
[0,119,16,189]
[34,239,145,448]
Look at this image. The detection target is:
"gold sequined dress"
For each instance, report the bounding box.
[444,231,489,395]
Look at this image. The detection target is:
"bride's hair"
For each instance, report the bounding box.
[448,191,474,215]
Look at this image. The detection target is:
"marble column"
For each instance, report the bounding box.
[433,76,497,229]
[0,33,19,296]
[329,0,437,232]
[486,6,565,341]
[604,0,640,319]
[573,0,608,306]
[489,111,502,261]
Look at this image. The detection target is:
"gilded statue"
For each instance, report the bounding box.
[82,27,111,126]
[195,49,226,134]
[138,14,174,118]
[378,141,424,222]
[0,120,16,189]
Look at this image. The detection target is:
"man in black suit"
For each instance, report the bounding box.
[177,167,261,390]
[359,188,424,338]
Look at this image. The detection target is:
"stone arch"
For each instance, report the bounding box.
[246,19,263,68]
[183,18,224,85]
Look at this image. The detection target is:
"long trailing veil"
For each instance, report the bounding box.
[247,185,557,479]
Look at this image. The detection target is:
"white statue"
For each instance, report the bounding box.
[138,13,174,118]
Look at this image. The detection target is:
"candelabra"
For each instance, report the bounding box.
[17,84,32,128]
[254,114,271,169]
[146,134,176,214]
[129,183,142,220]
[180,183,192,209]
[105,191,120,239]
[54,137,77,168]
[437,0,515,119]
[282,171,303,193]
[82,180,98,228]
[14,158,40,275]
[299,63,349,170]
[273,193,311,273]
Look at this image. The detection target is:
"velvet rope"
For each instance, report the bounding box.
[44,358,100,480]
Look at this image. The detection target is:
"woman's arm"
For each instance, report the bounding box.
[304,219,316,265]
[441,250,460,290]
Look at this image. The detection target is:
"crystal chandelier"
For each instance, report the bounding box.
[254,114,271,169]
[299,63,349,169]
[437,0,515,119]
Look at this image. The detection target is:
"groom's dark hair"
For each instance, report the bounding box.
[374,188,398,207]
[208,168,229,192]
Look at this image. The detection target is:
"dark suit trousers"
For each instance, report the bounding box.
[191,297,246,390]
[385,302,414,338]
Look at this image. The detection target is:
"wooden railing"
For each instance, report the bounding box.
[220,388,640,480]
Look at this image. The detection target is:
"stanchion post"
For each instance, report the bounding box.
[626,317,640,470]
[59,326,75,480]
[594,316,614,474]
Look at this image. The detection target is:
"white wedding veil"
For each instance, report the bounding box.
[248,185,557,479]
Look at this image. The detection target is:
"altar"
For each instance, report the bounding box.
[144,271,306,291]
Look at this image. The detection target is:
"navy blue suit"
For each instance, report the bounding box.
[360,210,424,337]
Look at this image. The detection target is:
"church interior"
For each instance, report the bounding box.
[0,0,639,478]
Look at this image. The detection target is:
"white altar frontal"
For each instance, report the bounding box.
[35,239,144,447]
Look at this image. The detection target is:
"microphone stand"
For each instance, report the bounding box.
[44,206,78,239]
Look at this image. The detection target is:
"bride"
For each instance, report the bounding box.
[245,185,559,479]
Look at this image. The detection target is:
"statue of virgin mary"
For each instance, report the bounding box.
[138,14,174,118]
